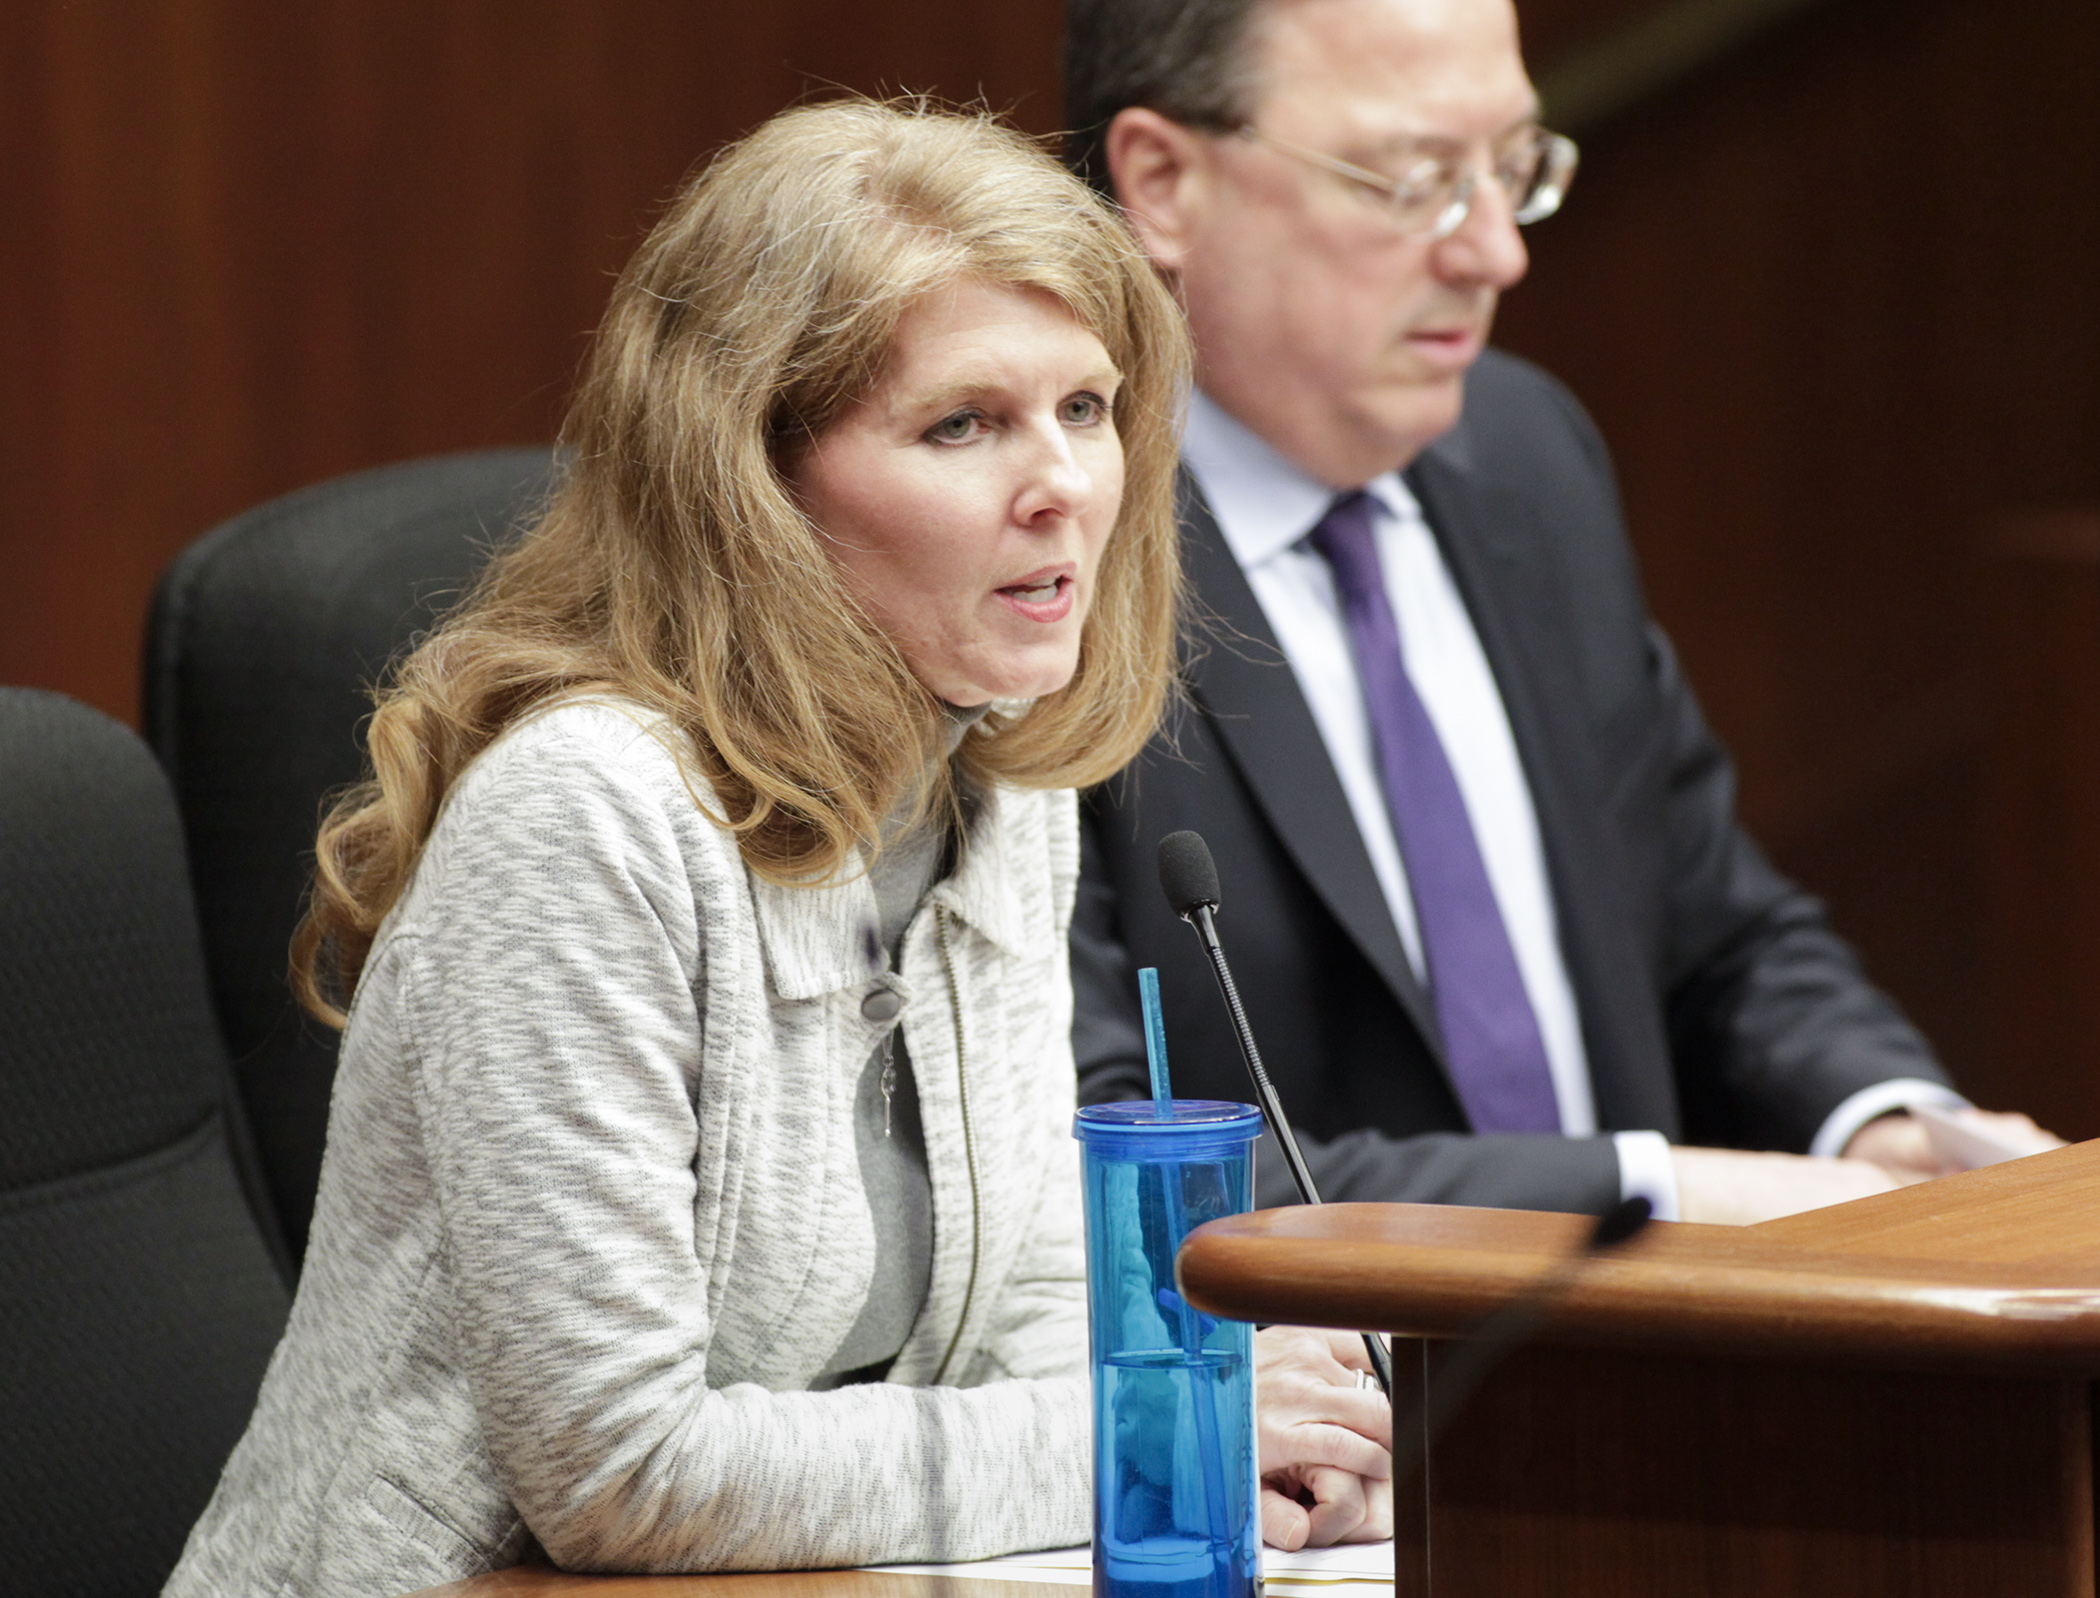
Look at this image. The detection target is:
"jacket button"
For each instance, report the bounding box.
[861,988,902,1022]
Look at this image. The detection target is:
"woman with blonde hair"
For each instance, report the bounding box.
[165,98,1389,1598]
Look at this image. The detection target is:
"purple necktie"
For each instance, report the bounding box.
[1308,491,1561,1133]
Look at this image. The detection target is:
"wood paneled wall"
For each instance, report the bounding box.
[1496,0,2100,1094]
[8,0,2097,1110]
[1987,515,2100,1140]
[0,0,1063,723]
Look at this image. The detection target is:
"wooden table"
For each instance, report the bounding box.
[408,1570,1074,1598]
[1179,1138,2100,1597]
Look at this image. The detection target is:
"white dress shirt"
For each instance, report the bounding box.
[1180,391,1962,1218]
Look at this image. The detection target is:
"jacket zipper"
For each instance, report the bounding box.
[932,905,984,1385]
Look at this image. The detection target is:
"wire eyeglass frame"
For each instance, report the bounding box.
[1230,122,1580,240]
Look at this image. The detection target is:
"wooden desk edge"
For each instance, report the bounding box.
[1178,1183,2100,1375]
[405,1569,1082,1598]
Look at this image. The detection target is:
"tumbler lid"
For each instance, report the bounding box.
[1073,1100,1263,1159]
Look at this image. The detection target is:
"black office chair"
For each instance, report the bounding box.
[144,447,561,1262]
[0,688,290,1597]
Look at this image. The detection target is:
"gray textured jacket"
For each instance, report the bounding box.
[165,700,1090,1598]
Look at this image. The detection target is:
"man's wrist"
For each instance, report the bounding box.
[1612,1129,1680,1222]
[1809,1078,1970,1160]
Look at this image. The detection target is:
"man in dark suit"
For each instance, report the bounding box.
[1064,0,2055,1222]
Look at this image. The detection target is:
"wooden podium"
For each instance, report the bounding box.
[1179,1140,2100,1598]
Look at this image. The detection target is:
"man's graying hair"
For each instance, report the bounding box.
[1064,0,1269,197]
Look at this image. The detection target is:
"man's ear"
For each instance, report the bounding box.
[1104,107,1212,275]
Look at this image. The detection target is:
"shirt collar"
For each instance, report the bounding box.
[1180,389,1419,570]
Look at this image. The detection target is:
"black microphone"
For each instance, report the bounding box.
[1157,828,1395,1397]
[1390,1194,1653,1489]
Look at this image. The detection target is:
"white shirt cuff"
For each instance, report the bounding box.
[1612,1129,1680,1223]
[1808,1078,1972,1160]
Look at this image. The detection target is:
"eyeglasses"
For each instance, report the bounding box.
[1230,122,1579,240]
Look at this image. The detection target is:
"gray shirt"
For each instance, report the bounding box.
[817,702,990,1384]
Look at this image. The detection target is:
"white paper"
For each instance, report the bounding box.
[1912,1102,2060,1170]
[867,1540,1395,1594]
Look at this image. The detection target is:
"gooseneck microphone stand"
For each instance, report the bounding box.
[1157,829,1395,1398]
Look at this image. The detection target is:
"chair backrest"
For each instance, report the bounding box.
[144,447,560,1260]
[0,688,290,1596]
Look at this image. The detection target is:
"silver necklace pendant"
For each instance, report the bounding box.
[880,1031,896,1138]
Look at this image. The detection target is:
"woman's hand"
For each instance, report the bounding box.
[1254,1326,1393,1550]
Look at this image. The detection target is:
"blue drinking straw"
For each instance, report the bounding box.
[1139,966,1173,1118]
[1137,968,1233,1576]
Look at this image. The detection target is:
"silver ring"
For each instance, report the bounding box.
[1355,1369,1376,1390]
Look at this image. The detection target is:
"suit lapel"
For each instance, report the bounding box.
[1179,481,1445,1059]
[1406,442,1676,1133]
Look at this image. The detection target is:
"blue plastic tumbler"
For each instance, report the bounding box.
[1074,1100,1264,1598]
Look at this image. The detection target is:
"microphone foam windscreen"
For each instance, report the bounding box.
[1157,830,1222,916]
[1590,1194,1653,1251]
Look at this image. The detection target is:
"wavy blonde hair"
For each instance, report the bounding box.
[293,98,1190,1023]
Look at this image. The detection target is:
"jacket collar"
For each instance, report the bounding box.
[1183,387,1418,568]
[748,785,1028,1002]
[926,783,1029,957]
[748,868,878,1002]
[1406,415,1675,1133]
[1177,478,1445,1059]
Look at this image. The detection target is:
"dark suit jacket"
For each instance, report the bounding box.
[1072,350,1949,1213]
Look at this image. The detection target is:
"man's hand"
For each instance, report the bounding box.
[1253,1326,1393,1551]
[1670,1146,1899,1225]
[1843,1109,2065,1180]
